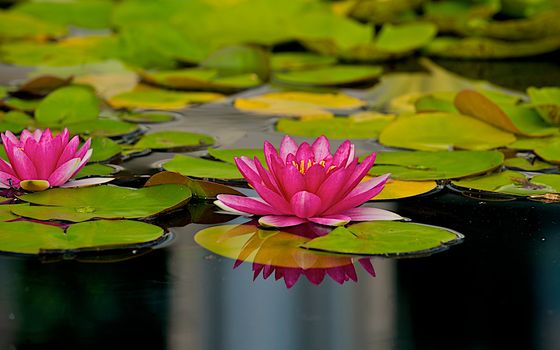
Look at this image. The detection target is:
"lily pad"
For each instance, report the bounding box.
[16,75,71,97]
[234,91,366,118]
[0,10,66,40]
[0,111,34,133]
[207,148,265,165]
[3,97,42,112]
[162,155,242,180]
[108,86,224,110]
[271,52,337,71]
[0,220,163,255]
[379,112,516,151]
[133,131,214,151]
[369,178,439,200]
[144,171,243,199]
[527,87,560,125]
[368,150,504,180]
[425,36,560,59]
[66,119,139,138]
[0,204,28,222]
[90,137,122,162]
[507,136,560,164]
[75,164,118,179]
[276,112,394,139]
[301,221,463,257]
[273,65,383,87]
[35,85,100,127]
[12,184,192,222]
[201,44,270,80]
[415,92,458,113]
[450,170,560,196]
[375,22,438,53]
[503,157,557,171]
[140,68,261,92]
[120,111,176,124]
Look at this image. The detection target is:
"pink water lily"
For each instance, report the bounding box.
[215,135,402,227]
[0,128,92,191]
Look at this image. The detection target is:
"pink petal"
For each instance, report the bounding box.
[32,129,42,141]
[258,215,306,227]
[344,264,358,282]
[278,164,305,199]
[262,265,274,279]
[0,158,15,176]
[24,137,57,179]
[0,171,20,188]
[60,128,69,145]
[308,215,350,226]
[69,148,93,178]
[11,147,38,180]
[279,135,298,162]
[252,157,281,193]
[341,207,402,221]
[39,128,53,144]
[311,135,331,162]
[290,191,322,218]
[323,174,390,215]
[303,269,326,285]
[47,158,81,186]
[60,177,114,188]
[3,131,21,147]
[56,136,80,168]
[235,156,265,187]
[327,266,346,284]
[332,140,352,167]
[346,144,355,167]
[281,267,302,288]
[75,138,91,159]
[304,164,327,193]
[216,194,276,215]
[295,142,313,163]
[358,258,376,277]
[19,129,35,145]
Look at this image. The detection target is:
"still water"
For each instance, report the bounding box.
[0,57,559,349]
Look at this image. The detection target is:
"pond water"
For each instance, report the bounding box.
[0,56,559,350]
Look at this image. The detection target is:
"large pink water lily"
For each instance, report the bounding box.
[215,135,402,227]
[0,128,93,191]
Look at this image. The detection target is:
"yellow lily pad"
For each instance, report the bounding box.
[367,177,439,200]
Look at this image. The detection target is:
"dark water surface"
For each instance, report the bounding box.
[0,58,559,350]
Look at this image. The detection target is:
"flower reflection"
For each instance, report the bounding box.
[194,221,377,289]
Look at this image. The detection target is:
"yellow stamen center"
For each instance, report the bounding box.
[291,159,335,174]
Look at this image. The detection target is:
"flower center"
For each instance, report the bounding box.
[291,159,334,174]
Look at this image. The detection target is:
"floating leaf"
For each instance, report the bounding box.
[0,220,163,255]
[67,119,139,138]
[201,44,270,80]
[13,0,113,29]
[527,87,560,125]
[35,85,100,127]
[108,85,224,110]
[144,171,243,199]
[162,155,242,180]
[140,68,261,92]
[234,91,366,118]
[133,131,214,151]
[302,221,463,256]
[375,22,438,53]
[75,164,118,179]
[4,98,42,112]
[273,65,383,87]
[13,184,191,222]
[16,75,71,97]
[271,52,337,71]
[450,170,560,196]
[415,92,458,113]
[368,178,439,200]
[207,148,265,165]
[0,204,27,222]
[0,111,34,133]
[455,89,557,137]
[368,150,504,180]
[507,136,560,164]
[503,157,557,171]
[0,10,66,40]
[425,36,560,59]
[276,112,394,139]
[120,111,176,123]
[379,112,516,151]
[90,137,122,162]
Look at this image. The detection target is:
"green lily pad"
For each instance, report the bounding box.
[201,44,270,80]
[450,170,560,196]
[527,87,560,125]
[0,10,66,40]
[533,142,560,164]
[0,204,28,222]
[425,36,560,59]
[3,97,42,112]
[301,221,463,257]
[133,131,214,151]
[379,112,516,151]
[109,87,224,110]
[162,155,242,180]
[13,184,192,222]
[207,148,265,165]
[140,68,262,91]
[276,113,395,139]
[368,150,504,180]
[90,137,122,162]
[75,163,118,179]
[144,171,243,199]
[415,92,458,113]
[273,65,383,87]
[375,22,438,53]
[13,0,113,29]
[35,85,100,127]
[0,220,163,255]
[507,136,560,164]
[271,52,337,71]
[66,119,139,138]
[120,111,176,124]
[0,111,34,133]
[503,157,557,171]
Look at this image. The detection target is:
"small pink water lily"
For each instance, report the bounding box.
[0,128,94,191]
[215,135,402,227]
